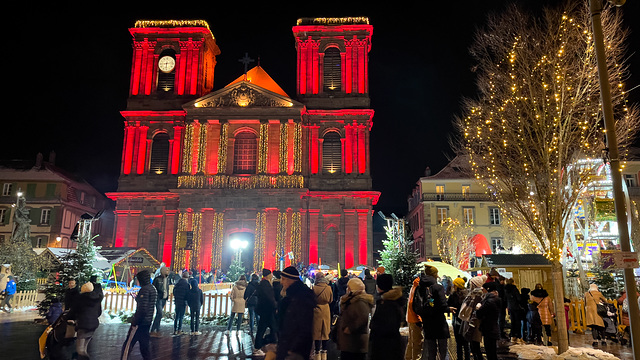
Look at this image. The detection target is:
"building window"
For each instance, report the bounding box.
[436,185,445,200]
[322,131,342,174]
[489,207,501,225]
[491,237,504,253]
[149,132,170,174]
[40,209,51,225]
[36,237,46,248]
[462,185,471,200]
[436,207,448,224]
[323,47,341,92]
[2,183,12,196]
[624,174,638,188]
[0,208,6,223]
[463,207,474,225]
[233,131,257,174]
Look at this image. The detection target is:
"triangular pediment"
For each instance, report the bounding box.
[183,81,303,110]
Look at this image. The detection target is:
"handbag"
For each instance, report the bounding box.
[588,291,608,317]
[458,301,473,322]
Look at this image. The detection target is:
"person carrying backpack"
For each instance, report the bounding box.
[405,276,423,360]
[414,265,449,360]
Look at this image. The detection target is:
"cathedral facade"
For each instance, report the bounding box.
[107,18,378,273]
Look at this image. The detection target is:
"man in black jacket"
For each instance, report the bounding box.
[63,278,79,312]
[244,273,260,336]
[151,266,170,336]
[68,282,102,360]
[254,268,277,355]
[121,270,157,360]
[419,265,450,360]
[276,266,316,360]
[476,281,502,360]
[173,271,190,335]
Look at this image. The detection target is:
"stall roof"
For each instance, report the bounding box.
[97,247,160,270]
[477,254,551,268]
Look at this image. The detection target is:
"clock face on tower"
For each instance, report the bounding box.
[158,56,176,73]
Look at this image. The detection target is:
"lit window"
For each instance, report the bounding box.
[322,132,342,174]
[233,131,257,174]
[436,207,448,224]
[436,185,445,200]
[491,237,504,253]
[150,133,170,174]
[463,207,474,225]
[323,47,341,92]
[462,185,471,199]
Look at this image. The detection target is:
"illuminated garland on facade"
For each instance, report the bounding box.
[178,174,304,189]
[294,122,302,173]
[276,212,287,263]
[279,122,288,173]
[197,123,207,173]
[211,212,224,271]
[258,122,269,174]
[191,212,203,269]
[217,122,228,173]
[291,211,302,263]
[253,211,266,271]
[296,17,370,26]
[174,212,189,271]
[182,124,194,174]
[134,20,211,30]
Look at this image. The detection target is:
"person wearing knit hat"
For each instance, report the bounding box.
[370,273,404,360]
[448,276,470,360]
[424,264,439,279]
[585,283,608,346]
[419,265,450,360]
[262,268,272,278]
[313,272,333,359]
[469,275,486,290]
[476,280,501,360]
[68,281,102,360]
[336,273,375,359]
[276,266,316,360]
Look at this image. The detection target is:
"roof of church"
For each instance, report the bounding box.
[422,155,473,180]
[225,66,289,97]
[296,17,370,26]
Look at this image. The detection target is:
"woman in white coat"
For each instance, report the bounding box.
[228,275,247,332]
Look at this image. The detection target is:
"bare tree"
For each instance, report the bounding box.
[454,1,639,354]
[436,217,476,269]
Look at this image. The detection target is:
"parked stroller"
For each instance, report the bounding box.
[39,310,76,359]
[601,302,623,344]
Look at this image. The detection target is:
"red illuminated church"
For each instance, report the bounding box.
[107,18,379,273]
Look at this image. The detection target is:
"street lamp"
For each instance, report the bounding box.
[230,237,248,262]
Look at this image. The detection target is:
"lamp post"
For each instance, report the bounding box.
[589,0,639,358]
[230,238,248,263]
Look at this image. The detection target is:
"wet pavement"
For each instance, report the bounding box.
[0,309,633,359]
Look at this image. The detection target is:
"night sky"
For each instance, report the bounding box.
[6,2,640,216]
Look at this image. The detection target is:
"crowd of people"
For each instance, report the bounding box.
[39,263,638,360]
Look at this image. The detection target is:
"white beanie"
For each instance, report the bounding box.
[589,283,598,292]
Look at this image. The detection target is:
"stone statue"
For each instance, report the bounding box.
[11,193,31,243]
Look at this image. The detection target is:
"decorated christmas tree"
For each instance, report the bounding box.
[227,256,246,283]
[378,213,420,298]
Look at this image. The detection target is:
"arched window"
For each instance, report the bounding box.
[149,133,170,174]
[323,47,341,92]
[233,131,257,174]
[157,49,176,92]
[322,131,341,174]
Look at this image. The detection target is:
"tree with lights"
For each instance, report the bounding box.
[378,212,420,298]
[435,218,476,269]
[455,0,639,354]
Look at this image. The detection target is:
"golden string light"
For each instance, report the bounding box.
[291,212,302,263]
[279,122,288,173]
[217,122,228,173]
[182,124,194,174]
[177,174,304,189]
[197,122,207,173]
[258,122,269,174]
[211,212,224,271]
[253,211,266,272]
[294,121,302,173]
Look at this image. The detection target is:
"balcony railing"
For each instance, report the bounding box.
[422,193,493,202]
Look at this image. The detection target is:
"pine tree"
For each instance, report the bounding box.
[227,256,245,283]
[378,214,420,298]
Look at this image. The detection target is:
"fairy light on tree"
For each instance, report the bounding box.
[454,1,639,354]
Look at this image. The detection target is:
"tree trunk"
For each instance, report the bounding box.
[550,260,569,354]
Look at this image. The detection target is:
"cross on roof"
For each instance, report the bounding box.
[238,53,255,80]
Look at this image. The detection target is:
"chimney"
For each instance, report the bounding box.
[35,152,43,169]
[49,150,56,166]
[424,166,431,176]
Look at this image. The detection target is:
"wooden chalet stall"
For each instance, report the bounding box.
[97,247,161,287]
[473,254,554,298]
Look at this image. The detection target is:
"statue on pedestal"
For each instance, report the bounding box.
[11,192,31,243]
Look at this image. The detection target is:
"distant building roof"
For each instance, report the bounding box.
[480,254,551,267]
[226,66,289,97]
[422,155,472,180]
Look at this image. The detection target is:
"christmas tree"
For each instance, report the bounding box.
[227,256,246,283]
[378,213,420,298]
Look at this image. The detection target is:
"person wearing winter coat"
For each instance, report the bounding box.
[337,277,374,360]
[419,265,450,360]
[363,269,376,296]
[585,283,608,346]
[448,277,469,360]
[47,298,63,325]
[172,271,190,335]
[405,277,423,360]
[63,279,79,312]
[187,277,204,335]
[460,275,485,360]
[369,273,404,360]
[244,273,260,335]
[276,266,317,360]
[151,266,170,336]
[504,278,523,344]
[272,270,283,303]
[68,282,102,360]
[312,272,333,359]
[121,270,157,360]
[0,275,16,312]
[228,275,247,331]
[476,281,502,360]
[520,288,531,341]
[526,294,543,344]
[530,288,554,346]
[254,269,277,354]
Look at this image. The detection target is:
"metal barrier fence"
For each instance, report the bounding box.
[566,298,624,334]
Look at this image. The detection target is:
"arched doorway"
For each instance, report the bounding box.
[222,231,255,274]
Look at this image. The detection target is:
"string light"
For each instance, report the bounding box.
[253,211,266,272]
[177,174,304,189]
[211,212,224,271]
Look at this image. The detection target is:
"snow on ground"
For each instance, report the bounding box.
[509,344,621,360]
